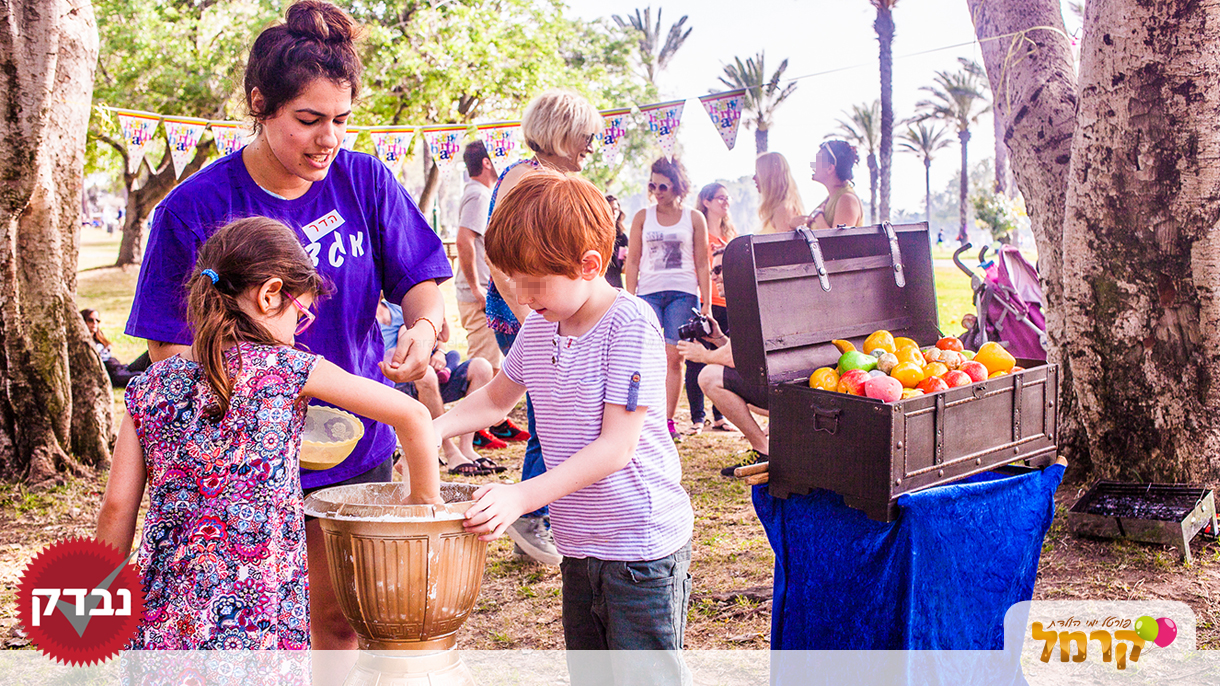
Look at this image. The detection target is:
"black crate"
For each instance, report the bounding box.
[723,223,1059,521]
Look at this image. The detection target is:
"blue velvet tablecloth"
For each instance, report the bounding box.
[753,464,1064,650]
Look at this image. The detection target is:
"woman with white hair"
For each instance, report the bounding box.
[483,88,603,566]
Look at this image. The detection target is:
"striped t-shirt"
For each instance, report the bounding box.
[502,291,694,561]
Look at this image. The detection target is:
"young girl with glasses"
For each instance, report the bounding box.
[97,217,442,649]
[625,156,711,441]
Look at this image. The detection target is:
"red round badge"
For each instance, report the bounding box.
[15,537,144,665]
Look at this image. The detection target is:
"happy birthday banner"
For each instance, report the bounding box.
[341,126,367,152]
[115,110,161,174]
[162,116,209,179]
[209,121,253,157]
[639,99,685,161]
[699,89,746,151]
[477,121,523,167]
[420,125,467,177]
[598,108,632,167]
[368,126,415,173]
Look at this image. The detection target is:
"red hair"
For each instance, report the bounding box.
[485,169,614,278]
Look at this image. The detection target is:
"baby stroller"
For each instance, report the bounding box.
[954,243,1049,361]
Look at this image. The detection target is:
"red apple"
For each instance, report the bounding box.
[960,361,988,383]
[837,369,869,396]
[942,370,972,388]
[864,375,904,403]
[916,376,949,394]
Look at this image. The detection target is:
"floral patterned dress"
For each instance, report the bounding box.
[124,342,318,649]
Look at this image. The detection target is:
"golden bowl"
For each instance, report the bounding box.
[301,405,365,471]
[303,483,488,651]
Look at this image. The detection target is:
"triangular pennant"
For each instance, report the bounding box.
[162,117,209,179]
[639,99,685,160]
[420,125,469,177]
[598,108,632,167]
[115,110,161,174]
[476,121,522,168]
[209,121,253,157]
[698,89,747,151]
[368,127,416,173]
[341,126,364,151]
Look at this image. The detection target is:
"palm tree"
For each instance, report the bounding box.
[870,0,900,222]
[915,58,991,243]
[831,101,880,224]
[718,52,797,155]
[612,7,691,86]
[897,121,952,226]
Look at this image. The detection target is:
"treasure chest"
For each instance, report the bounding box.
[722,222,1059,521]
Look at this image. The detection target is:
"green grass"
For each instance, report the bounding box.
[933,265,976,337]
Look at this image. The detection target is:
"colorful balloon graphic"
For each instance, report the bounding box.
[1154,617,1177,647]
[1134,615,1159,642]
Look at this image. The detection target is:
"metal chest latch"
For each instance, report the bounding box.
[881,221,905,288]
[796,226,831,292]
[812,404,841,434]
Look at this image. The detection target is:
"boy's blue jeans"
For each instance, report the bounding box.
[495,330,547,519]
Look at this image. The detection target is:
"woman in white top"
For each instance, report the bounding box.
[625,156,711,440]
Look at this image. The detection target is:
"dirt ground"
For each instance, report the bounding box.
[1,400,1216,652]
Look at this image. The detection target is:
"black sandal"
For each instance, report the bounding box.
[473,457,507,474]
[448,462,490,476]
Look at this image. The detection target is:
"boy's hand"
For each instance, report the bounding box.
[463,483,528,541]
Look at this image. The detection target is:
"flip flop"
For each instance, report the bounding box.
[473,457,508,474]
[448,462,490,476]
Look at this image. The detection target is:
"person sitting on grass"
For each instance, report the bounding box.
[434,170,694,679]
[82,308,150,387]
[676,248,770,477]
[377,301,506,476]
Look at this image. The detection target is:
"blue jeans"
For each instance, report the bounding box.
[495,330,547,519]
[561,540,693,685]
[638,290,700,345]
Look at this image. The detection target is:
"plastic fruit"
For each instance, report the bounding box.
[890,362,925,389]
[809,367,839,391]
[923,362,949,378]
[922,347,943,363]
[916,377,949,394]
[837,369,869,395]
[988,370,1008,379]
[838,350,878,374]
[896,346,925,367]
[960,361,988,383]
[1011,366,1025,373]
[894,337,918,351]
[863,330,896,356]
[961,350,975,360]
[876,352,899,374]
[939,350,966,370]
[974,342,1016,375]
[867,369,887,378]
[901,388,925,400]
[831,339,856,354]
[864,375,903,403]
[936,336,965,352]
[942,370,972,388]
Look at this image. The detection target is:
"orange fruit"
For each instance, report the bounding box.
[896,346,925,367]
[894,336,918,351]
[809,367,839,391]
[890,362,926,389]
[974,342,1016,375]
[863,330,897,356]
[901,388,925,400]
[924,362,949,378]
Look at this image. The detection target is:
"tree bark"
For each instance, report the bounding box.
[923,157,932,225]
[113,139,214,267]
[417,151,440,223]
[992,105,1014,196]
[866,151,878,225]
[875,6,894,222]
[0,0,110,483]
[1061,0,1220,481]
[755,126,768,155]
[966,0,1083,465]
[957,128,970,243]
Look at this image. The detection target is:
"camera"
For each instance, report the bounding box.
[677,308,713,341]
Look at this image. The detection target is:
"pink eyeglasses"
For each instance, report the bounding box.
[286,292,316,335]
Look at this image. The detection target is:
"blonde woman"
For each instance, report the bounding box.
[754,152,805,233]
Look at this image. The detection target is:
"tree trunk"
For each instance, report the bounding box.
[755,126,768,155]
[957,128,970,243]
[992,105,1014,196]
[875,7,894,222]
[924,157,932,225]
[1060,0,1220,482]
[417,152,440,224]
[966,0,1082,465]
[867,151,878,225]
[0,0,110,483]
[115,139,214,267]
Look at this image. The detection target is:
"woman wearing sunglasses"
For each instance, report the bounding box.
[791,140,864,229]
[625,156,712,441]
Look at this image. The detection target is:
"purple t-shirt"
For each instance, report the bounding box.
[126,149,452,489]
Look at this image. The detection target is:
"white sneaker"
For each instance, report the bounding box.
[506,516,561,565]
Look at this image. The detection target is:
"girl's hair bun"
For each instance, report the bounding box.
[285,0,356,43]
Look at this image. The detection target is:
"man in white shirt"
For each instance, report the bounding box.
[456,141,502,373]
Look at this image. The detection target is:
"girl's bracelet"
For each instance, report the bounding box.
[410,316,439,347]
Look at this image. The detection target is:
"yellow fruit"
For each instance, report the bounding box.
[975,342,1016,375]
[896,346,926,367]
[894,337,918,351]
[988,370,1009,379]
[924,362,950,378]
[863,330,897,356]
[890,362,926,389]
[901,388,925,400]
[831,339,856,354]
[809,367,839,391]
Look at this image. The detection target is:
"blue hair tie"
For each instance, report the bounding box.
[201,269,219,284]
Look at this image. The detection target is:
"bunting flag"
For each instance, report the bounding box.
[341,126,365,151]
[368,126,416,172]
[115,110,161,174]
[421,124,468,177]
[639,99,685,160]
[162,116,209,179]
[476,121,522,167]
[598,108,632,167]
[209,121,252,157]
[699,89,747,151]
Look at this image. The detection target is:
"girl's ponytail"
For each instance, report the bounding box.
[187,217,328,420]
